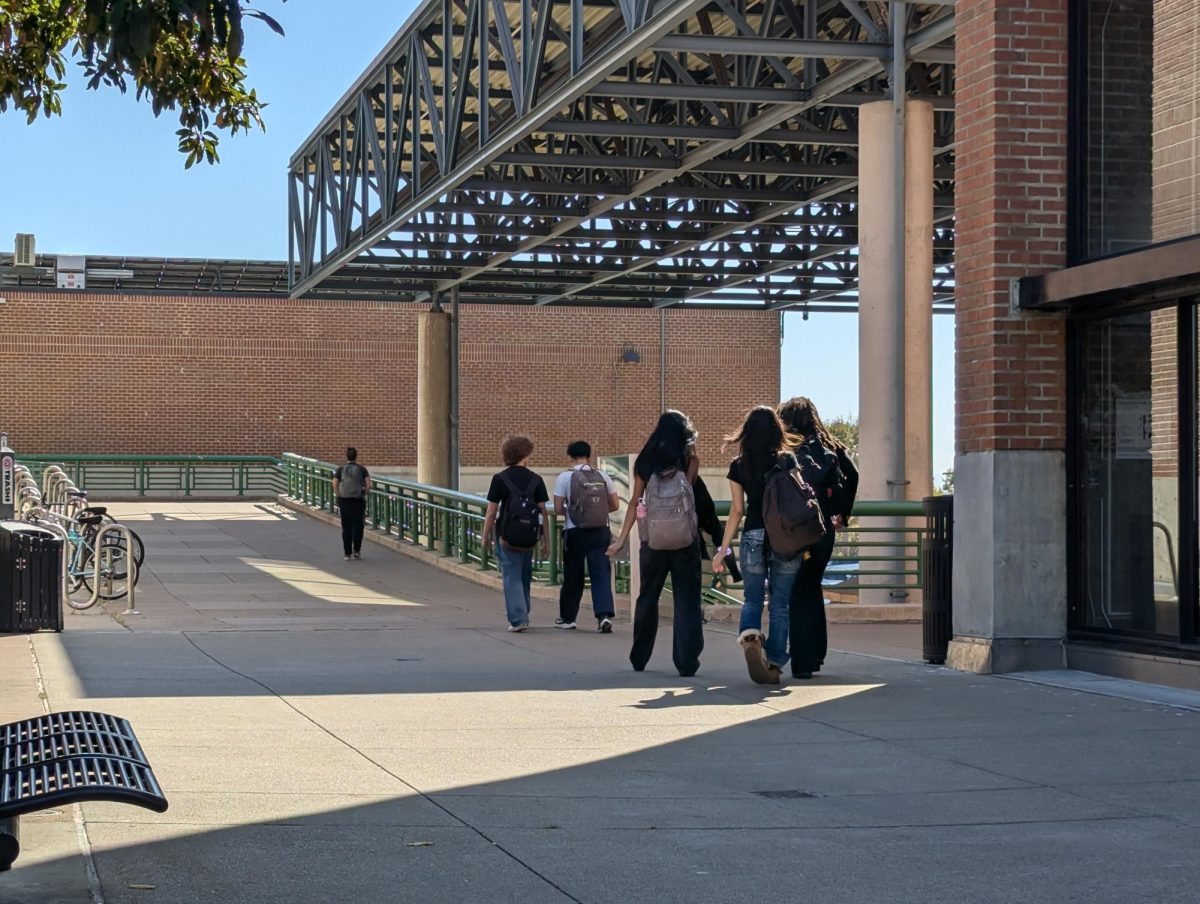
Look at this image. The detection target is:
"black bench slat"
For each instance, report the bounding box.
[2,729,147,772]
[1,754,168,820]
[1,711,137,747]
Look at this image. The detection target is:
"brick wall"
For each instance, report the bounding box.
[955,0,1070,454]
[1152,0,1200,244]
[0,291,780,468]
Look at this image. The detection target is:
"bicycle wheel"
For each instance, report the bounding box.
[86,531,142,585]
[80,560,134,601]
[100,515,145,567]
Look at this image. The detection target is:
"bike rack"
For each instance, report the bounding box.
[94,523,138,616]
[40,467,67,502]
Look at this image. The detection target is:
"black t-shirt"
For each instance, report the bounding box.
[487,466,549,514]
[727,452,797,532]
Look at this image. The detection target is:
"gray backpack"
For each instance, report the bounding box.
[338,462,364,499]
[642,469,697,550]
[568,468,610,529]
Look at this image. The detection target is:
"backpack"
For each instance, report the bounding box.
[642,469,698,551]
[338,462,364,499]
[828,447,859,521]
[499,471,542,549]
[762,460,826,560]
[568,468,610,529]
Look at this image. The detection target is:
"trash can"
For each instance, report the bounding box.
[921,495,953,664]
[0,522,63,633]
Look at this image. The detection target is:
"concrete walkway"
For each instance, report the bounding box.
[4,502,1200,904]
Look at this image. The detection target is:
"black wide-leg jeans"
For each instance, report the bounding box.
[629,539,704,676]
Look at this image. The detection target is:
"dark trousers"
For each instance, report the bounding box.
[559,527,615,622]
[630,539,704,676]
[339,497,366,555]
[789,528,835,674]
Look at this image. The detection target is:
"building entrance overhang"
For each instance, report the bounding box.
[287,0,956,311]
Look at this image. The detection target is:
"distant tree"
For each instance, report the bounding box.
[0,1,284,166]
[940,468,954,494]
[825,416,858,461]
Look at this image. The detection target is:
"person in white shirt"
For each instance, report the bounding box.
[553,441,620,632]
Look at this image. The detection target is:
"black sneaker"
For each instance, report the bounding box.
[554,619,577,630]
[598,617,613,634]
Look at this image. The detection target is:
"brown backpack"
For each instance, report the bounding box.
[761,462,826,560]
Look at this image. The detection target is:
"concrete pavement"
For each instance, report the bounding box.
[4,501,1200,904]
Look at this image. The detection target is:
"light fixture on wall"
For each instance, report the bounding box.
[620,346,641,364]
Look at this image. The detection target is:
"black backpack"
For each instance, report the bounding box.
[761,459,826,560]
[499,471,542,549]
[828,447,859,521]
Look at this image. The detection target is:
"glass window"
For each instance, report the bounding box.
[1078,309,1180,635]
[1080,0,1200,260]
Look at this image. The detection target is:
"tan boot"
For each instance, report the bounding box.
[766,664,782,685]
[738,630,771,684]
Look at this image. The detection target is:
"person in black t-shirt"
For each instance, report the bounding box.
[333,447,371,560]
[482,435,550,632]
[713,407,800,684]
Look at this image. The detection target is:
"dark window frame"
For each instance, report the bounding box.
[1067,296,1200,646]
[1067,0,1200,267]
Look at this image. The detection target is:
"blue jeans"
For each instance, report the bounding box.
[738,529,802,667]
[496,542,533,627]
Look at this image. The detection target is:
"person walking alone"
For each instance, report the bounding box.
[482,435,551,632]
[553,441,620,633]
[713,407,802,685]
[777,397,856,678]
[607,411,704,677]
[333,447,371,561]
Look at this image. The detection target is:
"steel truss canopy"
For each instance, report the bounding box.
[288,0,955,311]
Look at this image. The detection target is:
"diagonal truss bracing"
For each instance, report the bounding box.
[288,0,956,311]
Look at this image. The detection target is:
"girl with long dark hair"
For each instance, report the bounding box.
[713,406,801,684]
[607,410,704,677]
[777,397,854,678]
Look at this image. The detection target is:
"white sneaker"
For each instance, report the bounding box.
[343,554,352,561]
[555,619,577,630]
[507,624,529,633]
[598,618,613,634]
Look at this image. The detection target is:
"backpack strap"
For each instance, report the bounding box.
[500,470,538,500]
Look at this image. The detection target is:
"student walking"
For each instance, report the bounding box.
[777,397,857,678]
[553,441,620,633]
[333,447,371,560]
[483,435,550,632]
[607,411,704,677]
[713,407,803,685]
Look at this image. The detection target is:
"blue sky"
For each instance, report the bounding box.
[0,0,954,477]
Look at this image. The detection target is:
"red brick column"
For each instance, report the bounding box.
[948,0,1071,672]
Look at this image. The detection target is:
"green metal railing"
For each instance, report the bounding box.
[281,453,925,602]
[711,499,925,595]
[17,454,287,497]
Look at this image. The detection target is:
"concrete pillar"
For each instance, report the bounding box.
[946,0,1069,674]
[417,310,453,488]
[857,99,935,602]
[903,101,935,503]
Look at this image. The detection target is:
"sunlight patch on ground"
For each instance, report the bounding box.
[239,559,427,607]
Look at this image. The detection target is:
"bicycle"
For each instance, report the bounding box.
[66,512,143,601]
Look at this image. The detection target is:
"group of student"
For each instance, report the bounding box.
[480,396,857,685]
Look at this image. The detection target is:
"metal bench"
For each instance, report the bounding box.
[1,711,168,871]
